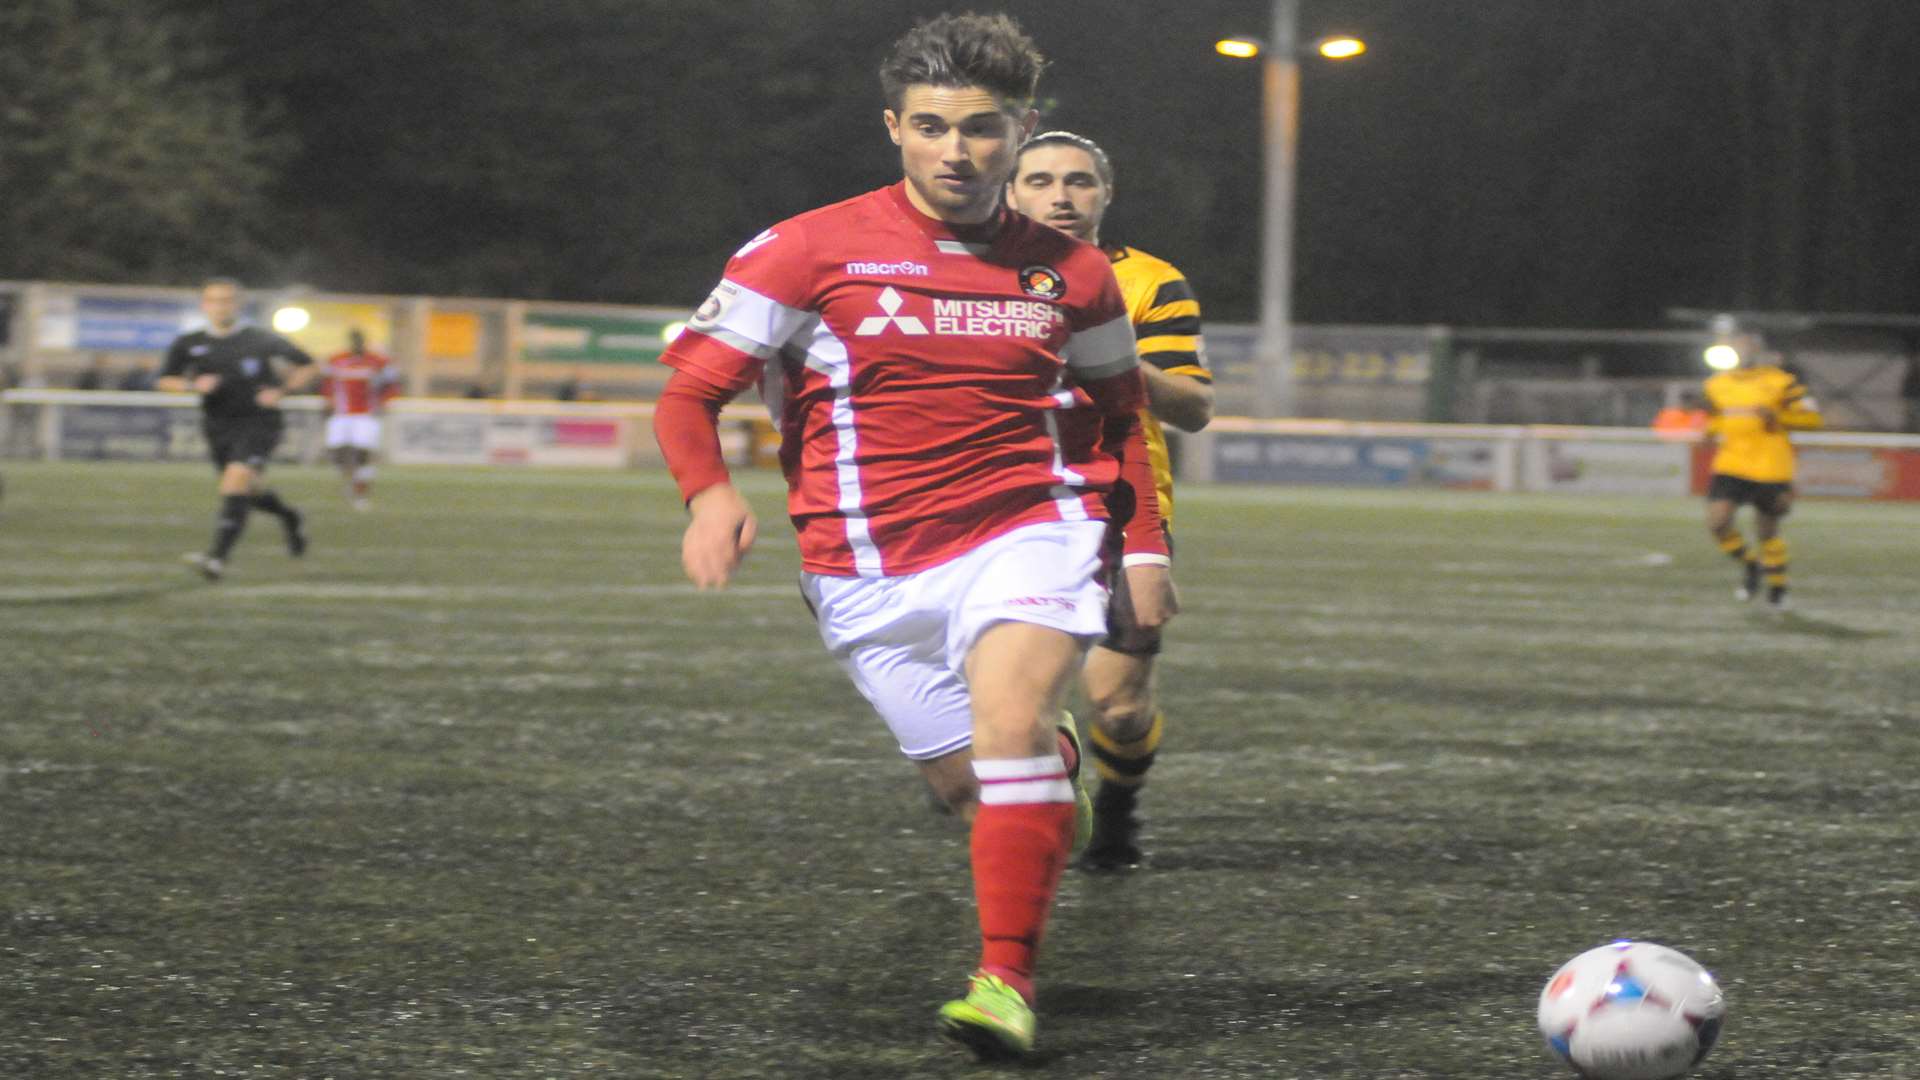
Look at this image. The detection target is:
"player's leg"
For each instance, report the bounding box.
[326,416,355,497]
[1754,486,1794,609]
[349,418,379,508]
[1704,479,1757,599]
[1079,643,1160,870]
[936,520,1107,1059]
[238,417,306,556]
[191,458,258,578]
[939,620,1083,1058]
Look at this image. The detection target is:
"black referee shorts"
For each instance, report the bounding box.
[1706,473,1792,517]
[204,414,285,473]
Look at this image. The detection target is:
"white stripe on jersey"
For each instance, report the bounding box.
[934,239,994,257]
[1062,314,1139,380]
[797,318,885,577]
[692,279,812,357]
[1041,387,1090,523]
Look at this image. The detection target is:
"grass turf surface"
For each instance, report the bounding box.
[1,461,1916,1078]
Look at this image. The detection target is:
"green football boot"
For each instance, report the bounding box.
[938,971,1036,1061]
[1058,714,1093,853]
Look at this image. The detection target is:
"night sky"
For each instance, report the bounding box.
[114,1,1920,327]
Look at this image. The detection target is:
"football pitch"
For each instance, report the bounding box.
[2,460,1915,1079]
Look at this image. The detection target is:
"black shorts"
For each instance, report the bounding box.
[1707,473,1791,516]
[204,414,284,473]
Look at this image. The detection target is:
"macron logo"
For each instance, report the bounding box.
[845,260,930,277]
[854,287,928,336]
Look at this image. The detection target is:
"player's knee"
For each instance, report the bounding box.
[1090,686,1155,742]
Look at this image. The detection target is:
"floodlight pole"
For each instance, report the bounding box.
[1256,0,1301,419]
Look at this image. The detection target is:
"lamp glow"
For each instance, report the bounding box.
[661,320,688,344]
[1318,36,1366,59]
[1215,38,1261,59]
[271,306,311,334]
[1704,344,1742,371]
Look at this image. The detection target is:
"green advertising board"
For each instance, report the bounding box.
[522,312,678,364]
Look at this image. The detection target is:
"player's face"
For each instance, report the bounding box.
[885,84,1037,225]
[1008,144,1110,244]
[200,284,240,332]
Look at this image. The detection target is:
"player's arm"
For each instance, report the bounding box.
[654,227,815,588]
[154,338,195,393]
[1080,363,1176,628]
[277,339,320,394]
[1135,270,1213,432]
[1142,364,1213,433]
[376,361,402,412]
[1778,380,1823,431]
[655,369,757,589]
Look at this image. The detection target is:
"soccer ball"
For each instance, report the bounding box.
[1537,940,1725,1080]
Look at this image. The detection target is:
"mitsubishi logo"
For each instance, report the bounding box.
[854,287,928,336]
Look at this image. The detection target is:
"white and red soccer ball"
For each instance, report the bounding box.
[1537,941,1726,1080]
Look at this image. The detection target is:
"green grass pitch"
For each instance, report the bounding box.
[2,461,1916,1078]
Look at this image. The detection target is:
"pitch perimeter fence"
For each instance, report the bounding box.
[7,389,1919,502]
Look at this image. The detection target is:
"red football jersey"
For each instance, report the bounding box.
[661,182,1144,577]
[320,351,398,415]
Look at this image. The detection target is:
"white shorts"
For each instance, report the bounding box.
[801,519,1109,761]
[325,415,382,450]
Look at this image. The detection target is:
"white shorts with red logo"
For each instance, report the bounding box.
[801,519,1109,760]
[325,415,382,450]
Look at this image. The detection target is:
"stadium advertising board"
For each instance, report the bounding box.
[1790,447,1920,499]
[522,312,674,365]
[35,294,200,352]
[55,404,174,460]
[1523,438,1691,494]
[50,400,318,462]
[1212,434,1498,487]
[387,410,626,467]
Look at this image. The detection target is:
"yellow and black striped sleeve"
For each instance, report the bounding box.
[1134,270,1210,383]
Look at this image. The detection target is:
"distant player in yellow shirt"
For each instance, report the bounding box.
[1009,131,1213,869]
[1701,340,1822,609]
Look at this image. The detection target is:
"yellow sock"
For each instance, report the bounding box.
[1760,537,1788,589]
[1090,712,1163,788]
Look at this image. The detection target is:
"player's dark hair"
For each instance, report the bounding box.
[1017,130,1114,188]
[879,12,1045,114]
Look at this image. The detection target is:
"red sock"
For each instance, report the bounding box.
[970,755,1076,1004]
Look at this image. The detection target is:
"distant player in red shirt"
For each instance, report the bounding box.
[653,13,1174,1061]
[318,329,399,510]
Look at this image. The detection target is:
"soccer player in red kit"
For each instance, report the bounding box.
[318,329,399,510]
[651,12,1175,1061]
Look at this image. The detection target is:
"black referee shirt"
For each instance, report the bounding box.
[160,326,314,421]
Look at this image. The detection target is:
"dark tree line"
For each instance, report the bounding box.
[5,0,1917,327]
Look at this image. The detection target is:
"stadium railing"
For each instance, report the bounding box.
[6,388,1918,500]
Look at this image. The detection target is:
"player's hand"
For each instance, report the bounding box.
[1760,407,1780,432]
[682,484,757,589]
[1124,563,1178,629]
[255,387,283,407]
[192,373,220,394]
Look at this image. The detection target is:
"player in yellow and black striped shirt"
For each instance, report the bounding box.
[1010,131,1213,869]
[1701,338,1822,610]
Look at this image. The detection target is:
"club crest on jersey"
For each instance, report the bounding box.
[240,357,262,377]
[1019,264,1065,300]
[691,282,736,328]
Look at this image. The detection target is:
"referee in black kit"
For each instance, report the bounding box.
[156,278,317,580]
